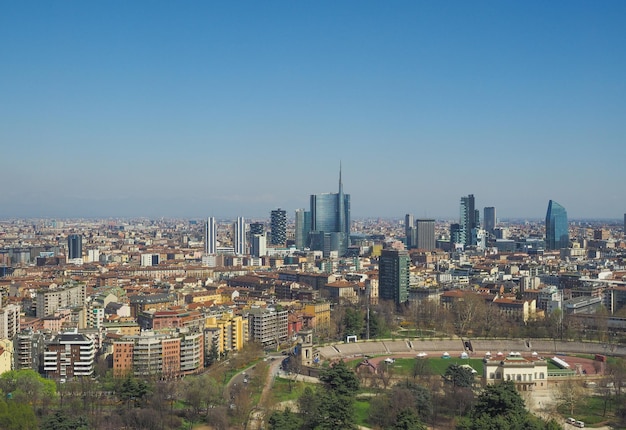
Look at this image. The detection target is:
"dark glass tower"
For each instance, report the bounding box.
[545,200,569,250]
[484,207,496,235]
[379,249,409,305]
[309,166,350,256]
[270,209,287,245]
[295,209,312,250]
[67,234,82,259]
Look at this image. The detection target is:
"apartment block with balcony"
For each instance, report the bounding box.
[43,331,95,380]
[247,307,288,347]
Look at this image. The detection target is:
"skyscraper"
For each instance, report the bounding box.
[415,219,435,250]
[233,217,246,255]
[270,208,287,246]
[484,207,496,235]
[67,234,82,260]
[405,214,415,248]
[295,209,312,250]
[204,217,216,254]
[309,167,350,257]
[545,200,569,250]
[460,194,478,246]
[379,249,409,305]
[251,234,266,258]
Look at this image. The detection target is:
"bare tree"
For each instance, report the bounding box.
[553,377,585,416]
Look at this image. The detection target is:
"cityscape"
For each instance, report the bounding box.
[2,1,626,430]
[1,168,626,429]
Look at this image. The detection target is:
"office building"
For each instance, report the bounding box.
[405,214,416,248]
[251,234,267,258]
[67,234,82,259]
[545,200,569,250]
[309,167,351,257]
[460,194,478,246]
[378,249,409,305]
[233,217,246,255]
[204,217,216,254]
[270,208,287,245]
[415,219,435,250]
[295,209,312,250]
[484,207,496,235]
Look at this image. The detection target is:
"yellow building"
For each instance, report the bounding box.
[303,302,331,333]
[205,312,244,354]
[0,339,12,375]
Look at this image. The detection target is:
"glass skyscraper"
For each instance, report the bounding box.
[545,200,569,250]
[460,194,478,246]
[379,249,409,305]
[309,167,350,256]
[67,234,82,260]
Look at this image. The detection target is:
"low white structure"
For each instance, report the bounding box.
[483,352,548,391]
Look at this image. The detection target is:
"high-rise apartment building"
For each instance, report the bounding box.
[415,219,435,250]
[309,167,350,257]
[295,209,312,250]
[545,200,569,250]
[249,222,264,236]
[233,217,246,255]
[460,194,478,246]
[204,217,216,254]
[270,208,287,245]
[484,207,496,235]
[247,307,288,347]
[378,249,409,305]
[67,234,82,259]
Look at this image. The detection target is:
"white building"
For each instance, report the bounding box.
[483,352,548,391]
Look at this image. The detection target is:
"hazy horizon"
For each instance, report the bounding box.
[2,2,625,220]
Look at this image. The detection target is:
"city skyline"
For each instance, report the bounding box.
[2,2,625,219]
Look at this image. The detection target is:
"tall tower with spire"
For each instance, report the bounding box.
[309,165,351,257]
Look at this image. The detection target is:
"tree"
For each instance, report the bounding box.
[471,381,525,419]
[268,408,303,430]
[553,378,585,416]
[319,360,360,396]
[0,398,38,430]
[443,364,475,388]
[343,308,363,339]
[393,408,427,430]
[40,410,89,430]
[457,381,555,430]
[451,294,485,337]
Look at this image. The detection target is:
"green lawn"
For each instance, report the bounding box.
[557,395,621,426]
[354,399,371,427]
[269,377,315,403]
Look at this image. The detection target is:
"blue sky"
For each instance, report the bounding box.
[2,1,625,220]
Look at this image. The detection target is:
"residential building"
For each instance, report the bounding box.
[36,283,87,318]
[0,339,13,375]
[460,194,478,246]
[43,331,96,379]
[270,208,287,245]
[204,312,244,355]
[0,303,20,339]
[13,330,45,372]
[247,307,288,347]
[379,249,409,305]
[545,200,569,250]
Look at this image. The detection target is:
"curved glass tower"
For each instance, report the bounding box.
[545,200,569,250]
